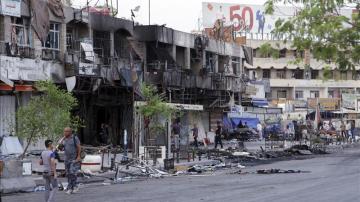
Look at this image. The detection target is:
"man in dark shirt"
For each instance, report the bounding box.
[172,120,181,150]
[215,121,223,149]
[192,124,199,148]
[59,127,81,194]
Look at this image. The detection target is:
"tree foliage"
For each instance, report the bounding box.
[16,81,82,158]
[265,0,360,70]
[258,43,280,58]
[137,83,177,137]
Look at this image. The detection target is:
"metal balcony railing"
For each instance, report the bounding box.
[0,41,35,59]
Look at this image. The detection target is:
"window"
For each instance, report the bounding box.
[276,70,286,79]
[328,90,334,98]
[262,69,270,79]
[66,28,73,50]
[231,57,240,75]
[265,92,272,99]
[279,49,286,58]
[310,91,319,98]
[295,91,303,99]
[206,52,214,72]
[293,50,304,58]
[293,69,304,79]
[43,23,60,50]
[277,90,287,99]
[10,17,30,46]
[253,49,257,57]
[311,70,319,79]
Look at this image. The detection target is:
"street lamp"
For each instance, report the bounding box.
[148,0,151,25]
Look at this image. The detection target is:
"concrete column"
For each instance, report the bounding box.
[184,47,190,70]
[202,50,206,69]
[60,23,67,61]
[171,44,176,61]
[324,87,329,98]
[110,31,114,58]
[3,16,11,42]
[214,54,219,73]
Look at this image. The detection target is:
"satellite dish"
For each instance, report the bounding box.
[133,6,140,12]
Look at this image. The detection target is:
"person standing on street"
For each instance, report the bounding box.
[191,124,199,148]
[172,119,181,151]
[40,140,58,202]
[257,122,263,141]
[59,127,81,194]
[214,121,223,149]
[340,121,346,142]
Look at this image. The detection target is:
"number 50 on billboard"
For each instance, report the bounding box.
[202,2,295,34]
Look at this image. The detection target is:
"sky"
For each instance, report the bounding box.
[72,0,268,32]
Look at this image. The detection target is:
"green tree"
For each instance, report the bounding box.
[137,83,177,140]
[258,43,280,58]
[16,81,82,158]
[265,0,359,70]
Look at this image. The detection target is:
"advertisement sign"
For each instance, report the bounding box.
[0,55,53,81]
[307,98,340,111]
[202,2,354,34]
[0,0,21,17]
[342,94,360,110]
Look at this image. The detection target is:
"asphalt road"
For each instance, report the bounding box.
[2,147,360,202]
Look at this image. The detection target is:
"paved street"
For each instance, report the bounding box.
[3,147,360,202]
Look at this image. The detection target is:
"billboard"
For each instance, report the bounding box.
[202,2,354,34]
[0,0,21,17]
[307,98,340,111]
[342,94,360,110]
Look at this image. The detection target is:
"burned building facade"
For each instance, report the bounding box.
[0,1,251,151]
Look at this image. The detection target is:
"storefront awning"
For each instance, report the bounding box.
[0,84,34,91]
[252,98,269,107]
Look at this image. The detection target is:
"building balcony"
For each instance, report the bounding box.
[160,70,244,92]
[0,42,35,59]
[269,78,360,88]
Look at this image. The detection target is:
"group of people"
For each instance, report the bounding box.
[172,120,224,150]
[319,120,356,141]
[40,127,81,202]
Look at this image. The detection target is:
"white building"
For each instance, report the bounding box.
[244,39,360,103]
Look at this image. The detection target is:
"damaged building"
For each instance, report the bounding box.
[0,1,252,154]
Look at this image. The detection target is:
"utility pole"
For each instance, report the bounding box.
[148,0,151,25]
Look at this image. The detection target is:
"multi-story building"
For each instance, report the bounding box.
[244,39,360,103]
[201,2,359,112]
[0,1,251,153]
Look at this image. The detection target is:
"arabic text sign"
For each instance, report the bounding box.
[0,0,21,17]
[307,98,340,111]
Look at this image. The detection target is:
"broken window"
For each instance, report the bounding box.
[43,23,60,50]
[206,52,215,72]
[93,30,111,65]
[10,17,30,46]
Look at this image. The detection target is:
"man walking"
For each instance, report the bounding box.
[40,140,58,202]
[59,127,81,194]
[214,121,223,149]
[191,124,199,148]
